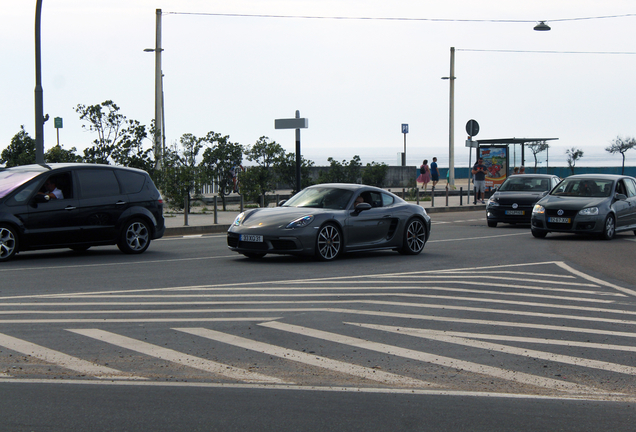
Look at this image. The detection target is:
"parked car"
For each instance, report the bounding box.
[227,183,431,260]
[0,163,165,261]
[486,174,561,227]
[530,174,636,239]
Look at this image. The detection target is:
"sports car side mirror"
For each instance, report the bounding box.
[353,203,372,213]
[277,200,287,207]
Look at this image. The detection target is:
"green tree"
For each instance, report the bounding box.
[241,137,285,205]
[200,132,243,210]
[1,126,36,167]
[273,151,314,194]
[361,161,389,187]
[526,141,550,173]
[76,100,153,168]
[566,147,584,175]
[605,136,636,175]
[45,144,82,163]
[317,155,362,184]
[159,133,205,210]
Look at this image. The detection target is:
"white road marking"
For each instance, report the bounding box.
[5,378,635,402]
[175,327,437,388]
[259,321,602,395]
[0,317,281,324]
[0,332,144,380]
[349,323,636,375]
[555,261,636,297]
[67,329,289,384]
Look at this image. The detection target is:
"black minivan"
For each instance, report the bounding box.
[0,163,165,261]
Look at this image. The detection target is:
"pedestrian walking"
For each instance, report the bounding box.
[417,160,431,191]
[471,157,487,204]
[430,157,440,188]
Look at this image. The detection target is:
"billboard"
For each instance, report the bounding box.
[478,146,508,188]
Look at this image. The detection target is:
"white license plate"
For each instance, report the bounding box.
[505,210,525,215]
[240,234,263,242]
[549,217,570,223]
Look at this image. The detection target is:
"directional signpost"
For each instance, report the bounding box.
[401,124,408,166]
[275,111,308,193]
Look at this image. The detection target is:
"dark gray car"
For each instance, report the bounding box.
[227,183,431,260]
[530,174,636,239]
[0,163,165,261]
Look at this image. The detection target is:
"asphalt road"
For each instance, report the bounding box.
[1,212,635,431]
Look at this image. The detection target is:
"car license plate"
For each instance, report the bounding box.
[505,210,524,215]
[548,217,570,223]
[240,234,263,242]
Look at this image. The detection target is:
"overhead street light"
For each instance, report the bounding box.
[534,21,551,31]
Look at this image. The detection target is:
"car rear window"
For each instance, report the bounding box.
[77,169,121,198]
[115,170,146,194]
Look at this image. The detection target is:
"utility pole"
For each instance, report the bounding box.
[34,0,45,164]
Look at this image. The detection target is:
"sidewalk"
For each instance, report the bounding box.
[164,180,486,236]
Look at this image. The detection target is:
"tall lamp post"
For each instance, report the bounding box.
[34,0,45,164]
[441,47,456,187]
[144,9,163,171]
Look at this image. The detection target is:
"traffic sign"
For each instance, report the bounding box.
[54,117,63,128]
[465,119,479,137]
[402,124,409,134]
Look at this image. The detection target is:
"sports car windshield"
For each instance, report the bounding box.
[551,179,613,197]
[0,170,40,198]
[282,187,354,210]
[499,177,551,192]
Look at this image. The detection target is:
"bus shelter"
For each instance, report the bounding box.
[474,137,558,188]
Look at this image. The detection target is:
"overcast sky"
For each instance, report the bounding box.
[3,1,636,168]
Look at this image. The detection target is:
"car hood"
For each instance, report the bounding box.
[538,195,608,209]
[492,191,548,204]
[240,206,330,228]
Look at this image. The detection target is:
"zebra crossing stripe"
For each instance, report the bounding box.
[174,327,439,388]
[0,332,144,380]
[67,329,289,384]
[259,321,603,395]
[348,323,636,375]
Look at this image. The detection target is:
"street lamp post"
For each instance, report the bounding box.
[34,0,45,164]
[441,47,456,187]
[144,9,163,171]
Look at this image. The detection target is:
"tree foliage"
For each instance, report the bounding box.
[361,161,389,187]
[605,136,636,175]
[273,152,315,195]
[317,155,362,184]
[526,141,550,172]
[241,137,285,205]
[158,133,205,210]
[1,126,36,167]
[200,132,243,210]
[75,100,153,168]
[566,147,584,175]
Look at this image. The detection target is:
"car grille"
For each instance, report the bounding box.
[270,240,297,251]
[545,209,578,230]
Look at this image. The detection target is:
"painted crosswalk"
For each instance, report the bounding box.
[0,261,635,401]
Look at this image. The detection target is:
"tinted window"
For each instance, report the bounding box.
[624,179,636,197]
[115,170,146,194]
[0,170,40,198]
[77,169,120,199]
[381,193,394,206]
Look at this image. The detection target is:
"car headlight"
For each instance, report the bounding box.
[487,197,499,207]
[233,212,245,226]
[286,215,314,229]
[532,204,545,214]
[578,207,599,216]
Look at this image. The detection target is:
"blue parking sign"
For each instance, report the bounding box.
[401,124,409,134]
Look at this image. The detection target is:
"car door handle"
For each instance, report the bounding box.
[116,201,128,205]
[64,206,76,211]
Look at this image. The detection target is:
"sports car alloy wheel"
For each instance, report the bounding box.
[400,218,426,255]
[316,223,341,261]
[0,225,18,262]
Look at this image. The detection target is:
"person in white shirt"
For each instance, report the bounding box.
[39,178,64,200]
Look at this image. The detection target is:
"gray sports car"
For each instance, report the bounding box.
[531,174,636,239]
[227,183,431,260]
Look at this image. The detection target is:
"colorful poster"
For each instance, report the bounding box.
[479,146,508,188]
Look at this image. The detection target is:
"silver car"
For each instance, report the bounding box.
[227,183,431,260]
[530,174,636,239]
